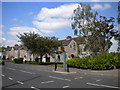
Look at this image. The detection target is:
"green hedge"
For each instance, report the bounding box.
[66,52,120,70]
[14,58,23,64]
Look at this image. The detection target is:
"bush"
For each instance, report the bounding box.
[35,58,40,62]
[14,58,23,64]
[66,52,120,70]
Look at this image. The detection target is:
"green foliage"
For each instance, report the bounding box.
[35,58,41,62]
[66,53,120,70]
[71,3,118,56]
[14,58,23,64]
[17,32,61,62]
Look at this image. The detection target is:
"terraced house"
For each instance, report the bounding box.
[4,36,90,62]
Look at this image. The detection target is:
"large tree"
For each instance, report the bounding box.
[115,1,120,52]
[17,32,61,62]
[71,3,118,56]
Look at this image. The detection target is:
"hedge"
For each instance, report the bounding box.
[66,52,120,70]
[14,58,23,64]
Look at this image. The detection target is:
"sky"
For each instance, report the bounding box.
[0,0,119,52]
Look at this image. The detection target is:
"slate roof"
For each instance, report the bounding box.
[6,45,20,51]
[59,37,86,46]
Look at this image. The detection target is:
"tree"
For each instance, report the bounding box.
[17,32,61,62]
[71,3,118,56]
[17,32,39,60]
[115,1,120,52]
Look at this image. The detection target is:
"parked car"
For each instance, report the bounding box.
[79,52,90,58]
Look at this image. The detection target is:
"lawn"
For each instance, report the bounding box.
[45,64,63,67]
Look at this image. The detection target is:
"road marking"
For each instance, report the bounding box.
[96,80,101,82]
[6,67,16,70]
[17,81,24,84]
[31,86,40,90]
[86,83,120,89]
[63,85,70,88]
[75,77,83,79]
[64,79,71,81]
[8,77,13,80]
[20,70,35,74]
[48,76,71,81]
[1,74,5,77]
[41,80,54,84]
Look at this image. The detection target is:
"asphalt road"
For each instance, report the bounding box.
[1,62,120,89]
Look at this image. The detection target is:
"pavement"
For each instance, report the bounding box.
[26,63,119,77]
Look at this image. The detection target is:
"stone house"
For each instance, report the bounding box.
[59,36,90,58]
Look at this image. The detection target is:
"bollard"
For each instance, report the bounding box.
[67,65,69,72]
[55,63,57,71]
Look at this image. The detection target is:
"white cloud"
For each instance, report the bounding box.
[91,0,100,2]
[0,37,6,46]
[0,37,6,41]
[0,25,4,29]
[8,26,42,36]
[0,30,4,36]
[33,18,71,34]
[34,4,79,34]
[12,18,17,21]
[4,39,20,46]
[109,37,118,52]
[92,4,111,10]
[35,4,79,20]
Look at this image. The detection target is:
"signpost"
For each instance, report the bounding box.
[60,47,68,72]
[62,51,67,72]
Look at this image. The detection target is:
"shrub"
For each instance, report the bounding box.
[14,58,23,64]
[35,58,40,62]
[66,52,120,70]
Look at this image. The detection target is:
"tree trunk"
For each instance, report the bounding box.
[40,55,43,63]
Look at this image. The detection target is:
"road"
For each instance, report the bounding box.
[1,62,120,89]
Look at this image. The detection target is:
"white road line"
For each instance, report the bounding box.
[1,74,5,77]
[96,80,101,82]
[49,76,64,80]
[48,76,71,81]
[86,83,120,89]
[17,81,24,84]
[41,80,54,84]
[64,79,71,81]
[63,85,70,88]
[8,77,13,80]
[75,77,83,79]
[31,86,40,90]
[6,67,16,70]
[20,70,35,74]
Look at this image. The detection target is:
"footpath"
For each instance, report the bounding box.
[32,64,119,77]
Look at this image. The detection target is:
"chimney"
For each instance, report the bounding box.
[66,36,72,40]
